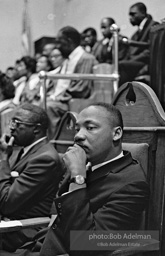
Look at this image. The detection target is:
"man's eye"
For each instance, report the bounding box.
[87,126,95,130]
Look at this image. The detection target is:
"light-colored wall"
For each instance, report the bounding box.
[0,0,164,72]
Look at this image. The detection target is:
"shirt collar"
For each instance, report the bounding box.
[68,46,84,60]
[139,17,148,31]
[102,37,113,45]
[22,136,47,157]
[92,151,124,171]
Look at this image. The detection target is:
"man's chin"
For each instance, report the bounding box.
[12,138,19,146]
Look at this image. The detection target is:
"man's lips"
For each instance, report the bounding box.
[75,143,88,152]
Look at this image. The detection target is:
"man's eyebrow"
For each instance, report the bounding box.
[76,120,98,126]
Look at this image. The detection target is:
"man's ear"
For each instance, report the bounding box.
[33,125,40,135]
[113,126,123,141]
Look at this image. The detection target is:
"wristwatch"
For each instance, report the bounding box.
[70,175,86,185]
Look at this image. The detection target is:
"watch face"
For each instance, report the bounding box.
[75,175,85,185]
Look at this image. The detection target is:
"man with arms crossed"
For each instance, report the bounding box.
[40,103,149,256]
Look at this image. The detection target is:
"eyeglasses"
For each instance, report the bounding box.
[50,54,62,58]
[9,119,41,129]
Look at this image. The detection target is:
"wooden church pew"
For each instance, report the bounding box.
[112,81,165,256]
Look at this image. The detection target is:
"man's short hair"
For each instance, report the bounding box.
[90,102,123,129]
[131,2,147,14]
[102,17,116,25]
[20,56,36,74]
[82,27,97,37]
[60,26,81,46]
[19,103,49,131]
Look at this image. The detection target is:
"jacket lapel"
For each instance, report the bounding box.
[11,138,48,172]
[139,17,154,41]
[130,16,153,56]
[87,151,133,183]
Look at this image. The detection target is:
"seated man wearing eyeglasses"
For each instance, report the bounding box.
[0,103,63,252]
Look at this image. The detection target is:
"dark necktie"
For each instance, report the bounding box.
[14,147,24,166]
[135,28,141,40]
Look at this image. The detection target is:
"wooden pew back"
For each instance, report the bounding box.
[112,81,165,256]
[150,23,165,110]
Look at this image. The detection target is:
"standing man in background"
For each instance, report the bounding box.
[119,2,159,85]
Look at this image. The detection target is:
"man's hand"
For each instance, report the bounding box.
[121,37,130,45]
[0,134,14,160]
[63,144,87,178]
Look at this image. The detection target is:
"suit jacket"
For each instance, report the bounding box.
[64,50,98,100]
[40,151,149,256]
[127,14,159,64]
[93,37,127,64]
[0,138,63,251]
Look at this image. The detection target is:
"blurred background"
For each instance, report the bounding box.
[0,0,164,72]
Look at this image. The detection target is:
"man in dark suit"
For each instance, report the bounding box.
[0,103,63,252]
[39,103,149,256]
[93,17,127,64]
[119,2,159,86]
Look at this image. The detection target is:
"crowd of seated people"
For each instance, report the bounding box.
[0,2,159,140]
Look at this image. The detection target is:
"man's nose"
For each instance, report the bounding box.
[10,126,15,132]
[74,130,86,142]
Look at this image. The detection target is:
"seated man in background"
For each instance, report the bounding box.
[119,2,159,86]
[81,27,98,53]
[46,26,98,139]
[40,103,149,256]
[0,103,63,252]
[93,17,127,64]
